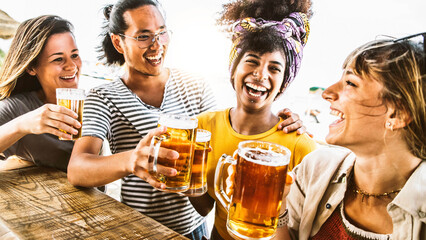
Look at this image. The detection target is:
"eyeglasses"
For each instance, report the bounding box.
[393,32,425,55]
[119,30,172,49]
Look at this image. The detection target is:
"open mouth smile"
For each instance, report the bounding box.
[245,82,269,98]
[330,109,346,125]
[59,72,78,81]
[146,51,163,65]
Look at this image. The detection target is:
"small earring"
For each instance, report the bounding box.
[386,121,394,131]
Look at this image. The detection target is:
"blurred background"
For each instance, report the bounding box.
[1,0,425,142]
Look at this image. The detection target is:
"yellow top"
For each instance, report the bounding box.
[197,108,317,240]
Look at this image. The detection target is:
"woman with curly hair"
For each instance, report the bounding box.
[188,0,315,239]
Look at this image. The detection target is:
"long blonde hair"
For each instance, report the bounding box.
[0,15,74,100]
[344,36,426,159]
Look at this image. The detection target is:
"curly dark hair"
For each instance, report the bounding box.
[217,0,313,26]
[220,0,312,98]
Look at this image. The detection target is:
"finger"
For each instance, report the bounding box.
[225,178,234,196]
[47,127,74,140]
[47,108,81,129]
[48,104,79,119]
[277,108,292,119]
[138,173,167,189]
[227,164,235,177]
[156,165,177,177]
[279,119,303,133]
[232,150,238,159]
[157,147,179,161]
[286,171,295,185]
[46,119,79,135]
[137,126,168,148]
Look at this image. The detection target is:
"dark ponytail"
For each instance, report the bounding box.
[97,0,163,65]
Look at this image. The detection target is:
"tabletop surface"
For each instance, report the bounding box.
[0,166,188,240]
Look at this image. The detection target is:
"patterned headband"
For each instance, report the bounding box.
[229,12,310,86]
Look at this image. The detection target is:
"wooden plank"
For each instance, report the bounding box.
[0,167,188,240]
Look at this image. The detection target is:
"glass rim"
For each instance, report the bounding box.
[56,88,85,99]
[196,129,211,142]
[238,140,291,157]
[158,113,198,129]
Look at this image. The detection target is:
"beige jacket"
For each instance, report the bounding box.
[287,145,426,240]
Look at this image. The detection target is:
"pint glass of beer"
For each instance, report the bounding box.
[56,88,85,140]
[148,114,198,192]
[181,129,211,197]
[215,141,290,240]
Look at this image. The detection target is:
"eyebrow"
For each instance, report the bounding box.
[135,26,166,34]
[345,69,355,75]
[48,49,79,58]
[246,53,284,68]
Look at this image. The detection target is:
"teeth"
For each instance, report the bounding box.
[60,74,76,79]
[146,52,163,60]
[248,91,261,97]
[330,110,345,119]
[246,83,267,92]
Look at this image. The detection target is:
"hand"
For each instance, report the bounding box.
[127,126,178,189]
[17,104,81,140]
[225,152,238,196]
[225,163,236,196]
[284,171,295,198]
[277,108,313,137]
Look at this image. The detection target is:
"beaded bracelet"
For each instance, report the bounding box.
[277,209,289,228]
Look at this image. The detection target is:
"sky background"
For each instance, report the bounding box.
[1,0,425,141]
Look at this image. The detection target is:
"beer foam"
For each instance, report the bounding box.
[56,88,85,100]
[240,147,290,167]
[196,130,211,142]
[159,115,198,129]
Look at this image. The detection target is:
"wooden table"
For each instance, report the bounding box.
[0,166,188,240]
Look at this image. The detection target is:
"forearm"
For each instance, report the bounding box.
[0,117,27,153]
[67,137,131,187]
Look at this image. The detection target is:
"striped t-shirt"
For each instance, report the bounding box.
[82,68,216,235]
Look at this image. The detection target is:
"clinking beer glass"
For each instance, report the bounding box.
[215,140,291,240]
[56,88,85,140]
[148,114,198,192]
[181,129,211,197]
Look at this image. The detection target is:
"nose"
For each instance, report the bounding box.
[255,65,269,81]
[322,82,339,102]
[149,35,162,50]
[64,57,77,71]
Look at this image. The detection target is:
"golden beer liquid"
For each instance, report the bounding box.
[187,141,209,190]
[228,149,288,239]
[57,98,84,140]
[152,126,196,191]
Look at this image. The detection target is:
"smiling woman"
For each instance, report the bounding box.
[0,15,82,171]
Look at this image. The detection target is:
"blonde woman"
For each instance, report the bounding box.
[0,15,82,172]
[281,33,426,239]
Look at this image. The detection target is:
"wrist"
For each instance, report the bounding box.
[277,209,289,228]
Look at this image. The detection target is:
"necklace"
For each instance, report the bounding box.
[350,174,401,202]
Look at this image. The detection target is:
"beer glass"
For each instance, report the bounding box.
[181,129,211,197]
[215,140,290,240]
[148,114,198,192]
[56,88,85,140]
